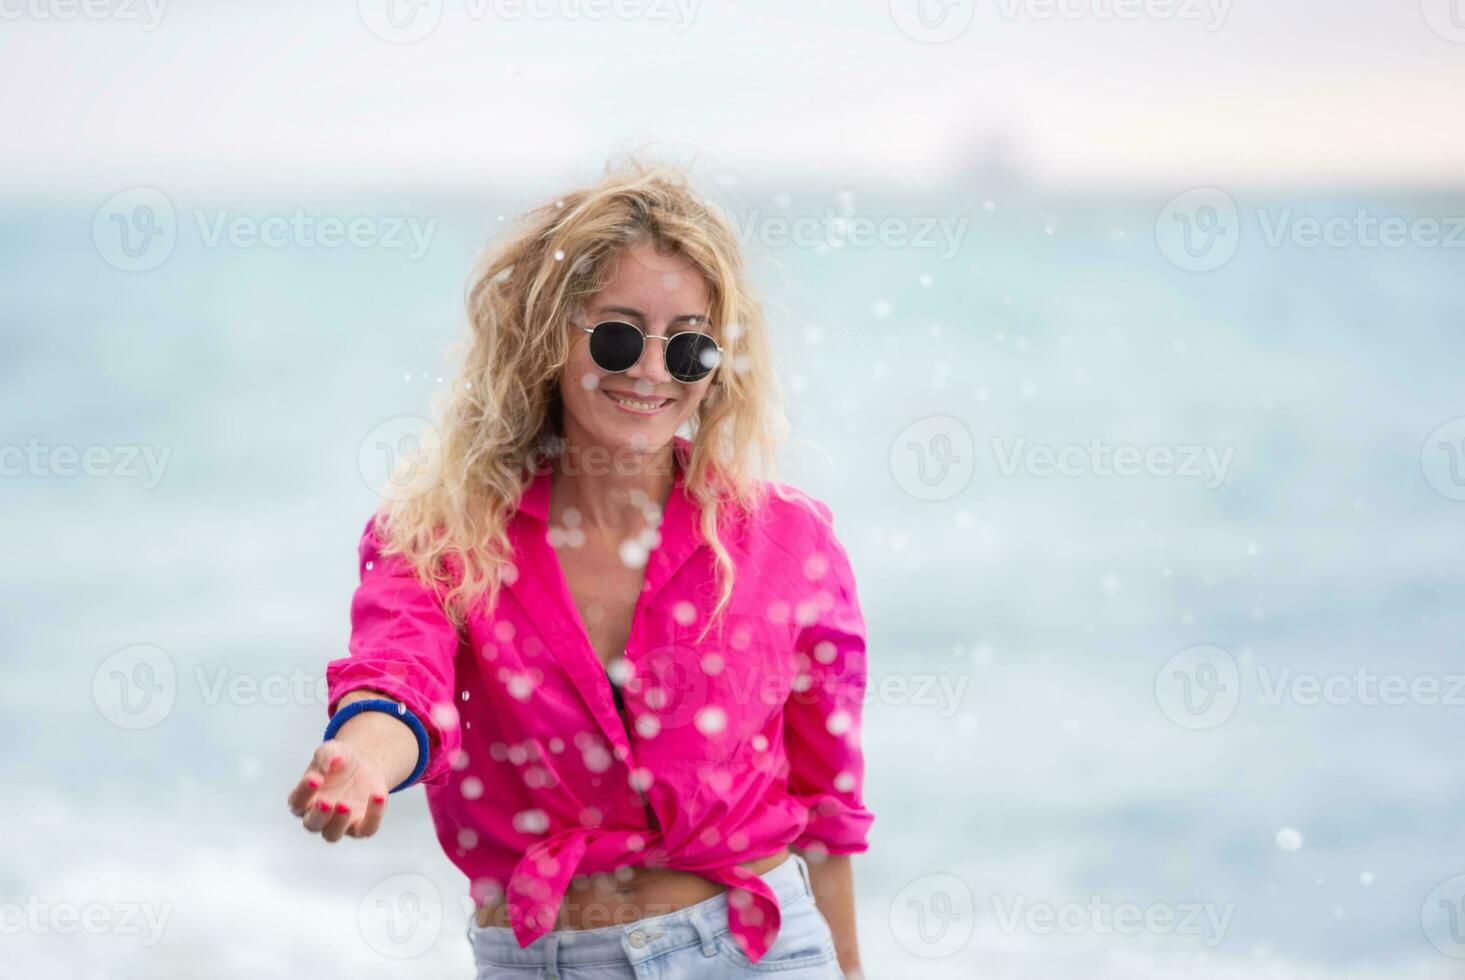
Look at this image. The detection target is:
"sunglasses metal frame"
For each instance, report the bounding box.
[580,319,724,384]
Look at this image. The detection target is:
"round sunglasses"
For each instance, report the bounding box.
[581,320,723,384]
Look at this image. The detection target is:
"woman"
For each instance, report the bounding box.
[286,162,873,979]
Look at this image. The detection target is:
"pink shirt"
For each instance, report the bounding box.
[326,435,873,964]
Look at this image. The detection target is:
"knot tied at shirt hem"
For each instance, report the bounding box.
[504,827,783,964]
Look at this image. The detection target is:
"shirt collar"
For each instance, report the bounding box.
[517,434,691,523]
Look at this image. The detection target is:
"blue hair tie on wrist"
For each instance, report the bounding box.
[323,697,430,794]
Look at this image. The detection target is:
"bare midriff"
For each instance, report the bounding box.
[473,848,792,930]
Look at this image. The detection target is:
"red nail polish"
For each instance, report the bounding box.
[371,794,386,804]
[307,777,322,789]
[318,801,332,813]
[335,802,351,814]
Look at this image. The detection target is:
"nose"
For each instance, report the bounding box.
[623,330,672,391]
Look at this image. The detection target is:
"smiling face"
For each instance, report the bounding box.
[557,240,719,464]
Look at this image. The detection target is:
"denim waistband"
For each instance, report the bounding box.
[468,852,813,973]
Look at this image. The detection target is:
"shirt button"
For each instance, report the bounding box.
[628,929,648,948]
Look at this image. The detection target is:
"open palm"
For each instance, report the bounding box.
[286,740,389,843]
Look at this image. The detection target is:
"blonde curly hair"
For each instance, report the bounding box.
[379,158,792,644]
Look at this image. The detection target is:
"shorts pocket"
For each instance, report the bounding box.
[714,897,841,974]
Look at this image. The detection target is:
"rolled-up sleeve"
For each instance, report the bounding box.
[325,515,462,788]
[784,500,874,854]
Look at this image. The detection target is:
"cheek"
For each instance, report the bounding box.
[561,354,603,404]
[674,381,712,418]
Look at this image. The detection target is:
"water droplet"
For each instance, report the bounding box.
[619,539,649,568]
[695,705,728,735]
[513,808,548,833]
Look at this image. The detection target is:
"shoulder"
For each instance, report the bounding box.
[743,478,840,548]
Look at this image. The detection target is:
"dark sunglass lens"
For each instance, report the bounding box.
[588,321,644,372]
[666,333,720,383]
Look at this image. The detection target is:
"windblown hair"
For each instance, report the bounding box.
[379,159,791,644]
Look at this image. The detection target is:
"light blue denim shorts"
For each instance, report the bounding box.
[467,853,845,979]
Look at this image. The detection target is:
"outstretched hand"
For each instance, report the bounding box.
[287,739,390,843]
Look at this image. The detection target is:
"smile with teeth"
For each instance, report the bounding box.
[604,390,672,413]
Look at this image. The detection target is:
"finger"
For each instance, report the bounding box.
[287,772,325,816]
[321,801,354,843]
[347,792,388,839]
[303,797,336,834]
[292,743,344,810]
[315,741,350,780]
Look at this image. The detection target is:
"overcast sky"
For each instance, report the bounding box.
[2,0,1463,197]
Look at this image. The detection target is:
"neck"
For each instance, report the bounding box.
[549,432,680,534]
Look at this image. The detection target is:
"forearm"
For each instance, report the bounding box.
[796,850,861,977]
[332,689,422,790]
